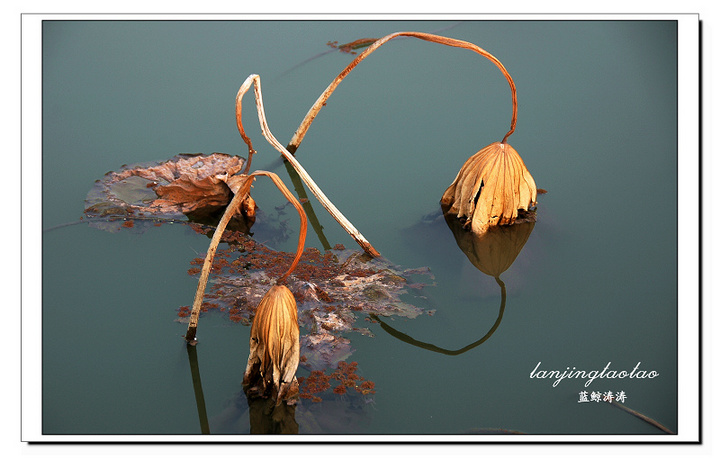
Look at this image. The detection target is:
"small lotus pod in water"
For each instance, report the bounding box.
[243,284,301,405]
[441,141,537,234]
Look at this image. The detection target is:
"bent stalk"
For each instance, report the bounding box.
[185,175,255,344]
[236,74,380,257]
[252,170,308,284]
[286,31,518,155]
[185,170,308,345]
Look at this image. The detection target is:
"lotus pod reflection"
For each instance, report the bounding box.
[243,284,301,405]
[441,142,537,235]
[444,211,535,279]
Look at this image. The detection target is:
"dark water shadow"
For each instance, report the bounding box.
[186,342,299,434]
[371,215,535,354]
[185,344,210,434]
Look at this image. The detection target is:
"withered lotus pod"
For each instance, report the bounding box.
[441,142,537,234]
[278,32,539,235]
[243,284,301,405]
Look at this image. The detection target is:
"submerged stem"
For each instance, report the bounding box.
[282,159,333,251]
[287,31,518,154]
[608,400,675,434]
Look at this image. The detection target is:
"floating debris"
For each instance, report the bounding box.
[178,236,433,333]
[297,360,376,403]
[299,333,354,371]
[326,38,379,55]
[176,225,433,378]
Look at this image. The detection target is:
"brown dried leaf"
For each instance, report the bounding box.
[84,153,255,226]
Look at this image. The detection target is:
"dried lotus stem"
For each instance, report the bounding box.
[185,174,255,344]
[185,170,307,345]
[252,170,307,284]
[286,31,518,154]
[236,74,380,257]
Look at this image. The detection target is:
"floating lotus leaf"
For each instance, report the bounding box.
[84,153,256,229]
[441,142,537,234]
[299,333,353,371]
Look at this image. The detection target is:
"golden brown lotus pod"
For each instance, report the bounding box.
[441,141,537,234]
[278,32,539,236]
[243,284,301,405]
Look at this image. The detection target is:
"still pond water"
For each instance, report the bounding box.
[41,19,678,437]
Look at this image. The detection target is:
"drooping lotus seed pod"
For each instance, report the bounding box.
[243,284,300,405]
[441,141,537,234]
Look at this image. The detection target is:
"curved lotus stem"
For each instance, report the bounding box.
[368,276,507,355]
[287,31,518,155]
[252,170,308,284]
[236,74,380,257]
[185,170,308,345]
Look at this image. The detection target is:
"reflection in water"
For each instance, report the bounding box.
[186,341,299,434]
[247,397,299,434]
[185,344,210,434]
[370,278,505,355]
[282,159,333,251]
[209,389,373,434]
[443,212,535,279]
[372,215,535,354]
[186,350,374,434]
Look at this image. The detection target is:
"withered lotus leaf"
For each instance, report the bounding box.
[84,153,255,223]
[179,240,433,369]
[243,284,301,405]
[299,333,353,371]
[441,142,537,234]
[186,243,432,328]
